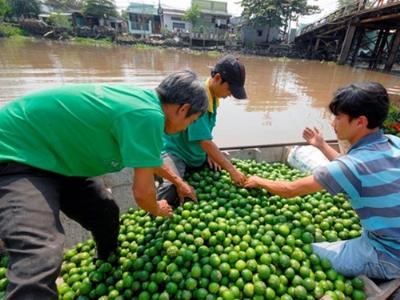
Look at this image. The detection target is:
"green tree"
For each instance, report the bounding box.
[281,0,319,42]
[120,9,128,21]
[0,0,10,21]
[183,3,201,47]
[183,3,201,31]
[241,0,319,43]
[44,0,85,10]
[47,12,71,28]
[83,0,117,18]
[6,0,40,19]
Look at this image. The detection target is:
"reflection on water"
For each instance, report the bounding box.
[1,39,399,147]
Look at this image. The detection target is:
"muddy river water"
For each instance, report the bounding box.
[1,38,399,147]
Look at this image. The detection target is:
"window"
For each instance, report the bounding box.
[257,30,263,37]
[172,22,185,29]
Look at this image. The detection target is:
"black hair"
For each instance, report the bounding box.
[210,70,226,84]
[329,82,389,129]
[156,70,208,117]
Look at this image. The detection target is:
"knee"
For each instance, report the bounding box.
[8,240,64,279]
[37,245,64,271]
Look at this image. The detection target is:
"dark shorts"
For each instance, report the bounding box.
[0,162,119,300]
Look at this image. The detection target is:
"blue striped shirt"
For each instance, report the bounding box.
[314,130,400,264]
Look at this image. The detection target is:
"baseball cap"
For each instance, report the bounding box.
[212,55,247,99]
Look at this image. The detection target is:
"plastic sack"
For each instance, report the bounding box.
[287,145,329,173]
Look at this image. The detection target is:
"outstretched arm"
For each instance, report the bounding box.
[244,175,323,198]
[200,140,247,186]
[303,127,340,161]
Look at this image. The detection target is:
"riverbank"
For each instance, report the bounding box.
[0,20,304,59]
[1,20,399,75]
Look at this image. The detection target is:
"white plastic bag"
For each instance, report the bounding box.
[287,145,329,173]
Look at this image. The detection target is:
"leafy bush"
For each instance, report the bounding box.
[47,13,71,30]
[0,23,23,37]
[71,37,112,47]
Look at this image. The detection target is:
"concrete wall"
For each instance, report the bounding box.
[162,14,190,33]
[243,26,280,45]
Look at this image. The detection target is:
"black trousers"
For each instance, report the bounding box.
[0,162,120,300]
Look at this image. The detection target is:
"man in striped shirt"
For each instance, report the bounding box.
[245,82,400,279]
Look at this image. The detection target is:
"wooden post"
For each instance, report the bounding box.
[369,29,384,69]
[351,28,364,66]
[385,29,400,71]
[338,24,357,65]
[307,41,313,59]
[372,30,389,69]
[312,38,320,59]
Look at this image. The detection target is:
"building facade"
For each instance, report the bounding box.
[127,2,161,36]
[161,8,190,33]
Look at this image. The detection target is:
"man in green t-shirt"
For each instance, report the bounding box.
[0,70,208,299]
[156,55,248,206]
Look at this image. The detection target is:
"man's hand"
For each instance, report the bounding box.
[207,156,222,171]
[303,127,324,148]
[156,200,173,217]
[176,181,197,205]
[244,175,264,188]
[229,169,247,186]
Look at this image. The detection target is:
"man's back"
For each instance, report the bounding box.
[0,84,164,176]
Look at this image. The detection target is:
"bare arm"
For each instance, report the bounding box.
[244,175,323,198]
[154,164,197,202]
[303,127,340,161]
[133,168,172,216]
[200,140,247,186]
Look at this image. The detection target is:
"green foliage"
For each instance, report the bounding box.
[83,0,117,18]
[120,9,128,21]
[207,50,220,57]
[47,13,71,29]
[241,0,320,40]
[382,103,400,136]
[183,3,201,30]
[0,23,23,37]
[6,0,40,18]
[71,37,113,46]
[44,0,85,10]
[338,0,356,7]
[384,103,400,124]
[0,0,10,20]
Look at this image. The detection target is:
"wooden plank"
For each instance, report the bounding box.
[316,25,347,37]
[338,24,357,64]
[361,12,400,24]
[359,275,400,300]
[385,29,400,71]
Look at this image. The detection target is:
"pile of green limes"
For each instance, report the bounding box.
[1,160,366,300]
[0,254,8,299]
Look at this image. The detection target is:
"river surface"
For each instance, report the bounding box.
[1,38,399,147]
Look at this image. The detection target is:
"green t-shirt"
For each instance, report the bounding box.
[0,84,165,176]
[163,102,217,167]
